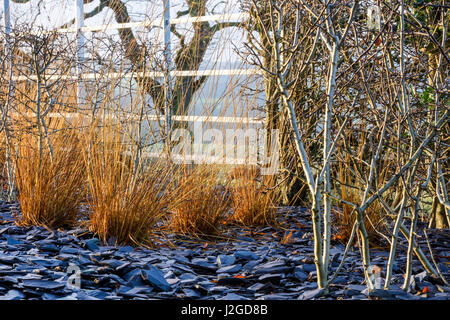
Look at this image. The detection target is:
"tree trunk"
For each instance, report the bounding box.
[278,125,306,205]
[429,197,449,229]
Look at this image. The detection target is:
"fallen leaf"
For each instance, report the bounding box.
[280,230,294,245]
[375,37,382,47]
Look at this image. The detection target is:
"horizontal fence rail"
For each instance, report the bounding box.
[138,152,259,165]
[57,12,249,33]
[11,112,265,125]
[11,68,263,81]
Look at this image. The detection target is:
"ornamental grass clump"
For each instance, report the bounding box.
[169,165,231,238]
[229,165,277,226]
[15,125,86,229]
[83,118,171,246]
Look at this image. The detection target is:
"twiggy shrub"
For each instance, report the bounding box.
[334,152,390,245]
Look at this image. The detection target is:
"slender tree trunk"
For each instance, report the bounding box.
[429,197,449,229]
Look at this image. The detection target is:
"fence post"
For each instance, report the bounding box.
[3,0,16,202]
[3,0,10,59]
[75,0,84,107]
[163,0,172,143]
[3,0,10,65]
[3,0,9,37]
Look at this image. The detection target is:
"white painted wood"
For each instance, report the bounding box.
[75,0,85,106]
[163,0,172,139]
[138,152,257,165]
[3,0,10,36]
[11,68,262,81]
[11,112,264,125]
[56,13,249,33]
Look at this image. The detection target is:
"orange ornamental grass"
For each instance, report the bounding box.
[14,124,86,229]
[0,132,8,192]
[83,118,171,246]
[228,165,277,227]
[334,147,390,245]
[169,165,231,238]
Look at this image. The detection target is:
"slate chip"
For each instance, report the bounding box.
[216,255,236,267]
[0,290,26,300]
[22,279,65,290]
[298,288,325,300]
[234,250,259,261]
[141,266,171,292]
[216,277,247,286]
[258,273,284,284]
[217,264,242,274]
[219,293,249,300]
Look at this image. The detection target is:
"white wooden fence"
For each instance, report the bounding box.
[2,0,268,165]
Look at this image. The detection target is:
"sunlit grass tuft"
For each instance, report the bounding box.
[14,125,86,229]
[169,165,231,238]
[83,118,171,246]
[228,165,277,227]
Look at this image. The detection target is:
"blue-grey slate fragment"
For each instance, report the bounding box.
[0,290,25,300]
[298,288,325,300]
[124,286,153,296]
[361,288,407,299]
[219,293,249,300]
[22,279,65,290]
[234,250,258,261]
[179,273,198,285]
[0,255,16,265]
[182,288,201,299]
[217,264,242,274]
[117,246,135,254]
[84,238,100,251]
[247,282,266,292]
[140,265,171,292]
[254,263,292,275]
[76,291,101,300]
[38,243,59,252]
[242,260,260,272]
[60,247,80,255]
[294,267,308,282]
[258,273,284,283]
[216,255,236,267]
[301,264,316,272]
[5,236,23,245]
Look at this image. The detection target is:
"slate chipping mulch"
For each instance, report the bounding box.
[0,201,449,300]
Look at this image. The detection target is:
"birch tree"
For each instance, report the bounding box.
[244,0,449,291]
